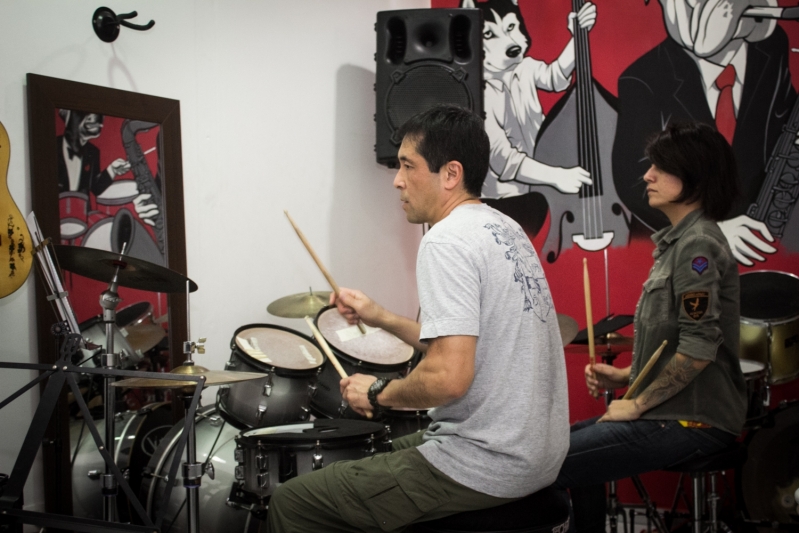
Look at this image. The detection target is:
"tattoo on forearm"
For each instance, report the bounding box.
[636,355,704,411]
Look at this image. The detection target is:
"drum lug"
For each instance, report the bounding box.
[256,472,269,489]
[218,384,230,397]
[234,447,244,463]
[764,384,771,408]
[256,453,269,471]
[234,465,245,481]
[263,373,273,397]
[256,404,267,420]
[308,382,317,397]
[225,360,238,370]
[366,434,377,456]
[312,440,323,471]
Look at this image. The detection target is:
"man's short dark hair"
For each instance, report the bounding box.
[397,104,489,197]
[644,121,740,221]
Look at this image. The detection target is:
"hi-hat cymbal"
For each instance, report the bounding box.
[596,332,635,346]
[267,290,332,318]
[123,324,167,353]
[557,314,579,347]
[112,364,264,389]
[53,245,198,293]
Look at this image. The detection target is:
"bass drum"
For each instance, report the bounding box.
[142,405,248,533]
[739,401,799,529]
[70,402,173,521]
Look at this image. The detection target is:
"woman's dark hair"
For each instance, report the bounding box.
[397,104,489,197]
[644,122,740,221]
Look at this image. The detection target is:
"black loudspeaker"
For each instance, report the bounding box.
[374,8,483,168]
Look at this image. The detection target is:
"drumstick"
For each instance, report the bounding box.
[622,340,668,400]
[285,210,366,334]
[304,316,348,379]
[583,258,596,367]
[304,316,373,420]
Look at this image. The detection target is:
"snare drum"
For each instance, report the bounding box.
[70,402,172,521]
[142,405,247,533]
[218,324,325,429]
[740,359,769,427]
[233,419,388,504]
[311,307,416,419]
[740,271,799,384]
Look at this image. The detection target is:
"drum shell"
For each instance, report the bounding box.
[141,406,247,533]
[381,408,431,441]
[218,324,323,429]
[234,419,388,500]
[740,271,799,384]
[70,402,172,521]
[739,359,769,427]
[740,316,799,384]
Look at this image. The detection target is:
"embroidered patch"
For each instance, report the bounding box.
[682,291,709,321]
[691,256,708,274]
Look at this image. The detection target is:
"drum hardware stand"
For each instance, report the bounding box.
[0,322,205,533]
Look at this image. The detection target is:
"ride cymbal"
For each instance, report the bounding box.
[267,290,332,318]
[53,245,198,293]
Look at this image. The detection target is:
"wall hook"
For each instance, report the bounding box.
[92,6,155,43]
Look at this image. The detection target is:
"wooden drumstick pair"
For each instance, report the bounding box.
[583,258,667,400]
[285,210,366,334]
[304,316,374,420]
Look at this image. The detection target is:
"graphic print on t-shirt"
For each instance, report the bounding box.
[485,220,552,321]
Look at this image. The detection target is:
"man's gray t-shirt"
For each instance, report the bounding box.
[416,203,569,498]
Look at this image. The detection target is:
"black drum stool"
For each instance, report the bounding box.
[409,485,570,533]
[663,443,747,533]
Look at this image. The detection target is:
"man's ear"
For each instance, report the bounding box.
[442,160,465,191]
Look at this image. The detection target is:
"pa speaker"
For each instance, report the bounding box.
[374,8,483,168]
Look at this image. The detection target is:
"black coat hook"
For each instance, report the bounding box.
[92,6,155,43]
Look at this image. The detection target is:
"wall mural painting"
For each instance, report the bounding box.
[55,109,168,410]
[430,0,799,421]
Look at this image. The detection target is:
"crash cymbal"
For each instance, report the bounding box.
[557,314,579,348]
[123,324,167,353]
[53,245,198,293]
[267,289,332,318]
[112,364,264,389]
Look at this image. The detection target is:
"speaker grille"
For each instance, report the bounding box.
[386,65,472,140]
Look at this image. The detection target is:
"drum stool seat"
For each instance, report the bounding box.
[662,443,747,533]
[409,485,570,533]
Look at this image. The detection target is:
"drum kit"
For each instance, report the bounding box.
[10,211,798,533]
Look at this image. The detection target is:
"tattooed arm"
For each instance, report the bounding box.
[598,352,710,422]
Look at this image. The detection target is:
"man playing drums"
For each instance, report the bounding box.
[266,105,569,532]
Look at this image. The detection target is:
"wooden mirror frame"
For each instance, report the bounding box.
[26,73,188,515]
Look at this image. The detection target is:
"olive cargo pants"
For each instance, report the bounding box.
[266,431,518,533]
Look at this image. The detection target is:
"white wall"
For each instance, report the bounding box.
[0,0,428,512]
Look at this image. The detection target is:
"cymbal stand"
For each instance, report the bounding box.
[181,279,204,533]
[98,246,127,522]
[599,347,625,533]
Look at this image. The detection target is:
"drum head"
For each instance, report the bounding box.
[316,307,414,367]
[740,359,766,376]
[242,419,386,445]
[233,325,324,371]
[741,271,799,321]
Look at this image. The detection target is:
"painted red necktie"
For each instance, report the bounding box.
[715,64,736,145]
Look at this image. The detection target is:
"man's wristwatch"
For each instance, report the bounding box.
[367,377,392,411]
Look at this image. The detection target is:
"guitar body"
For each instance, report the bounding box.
[0,119,32,297]
[534,82,630,263]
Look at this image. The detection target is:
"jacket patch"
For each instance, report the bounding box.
[691,256,708,274]
[682,291,709,320]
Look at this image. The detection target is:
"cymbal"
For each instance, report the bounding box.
[596,332,635,346]
[557,314,579,347]
[267,290,332,318]
[123,324,167,353]
[53,245,198,293]
[112,364,264,389]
